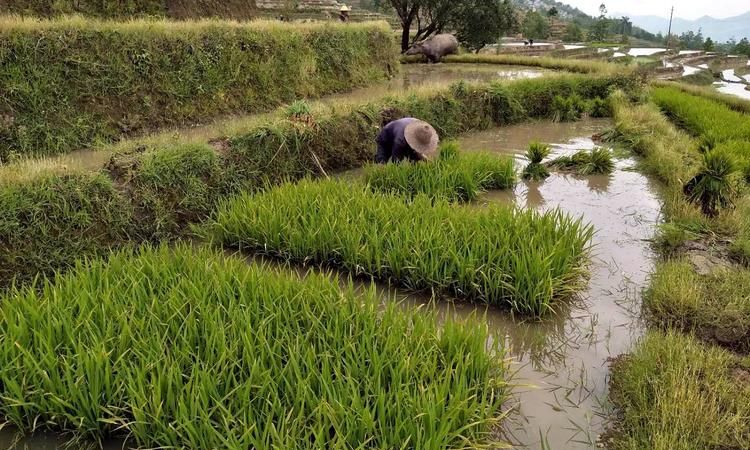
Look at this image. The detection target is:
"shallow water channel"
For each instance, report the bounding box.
[454,119,661,448]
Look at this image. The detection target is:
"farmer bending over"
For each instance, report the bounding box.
[375,118,439,164]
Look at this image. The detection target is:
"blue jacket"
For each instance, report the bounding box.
[375,118,424,164]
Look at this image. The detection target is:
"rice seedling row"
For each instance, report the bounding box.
[0,245,508,449]
[209,178,593,317]
[363,141,516,202]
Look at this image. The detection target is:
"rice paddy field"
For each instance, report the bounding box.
[1,11,750,450]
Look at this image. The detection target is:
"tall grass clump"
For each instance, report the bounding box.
[0,173,132,286]
[551,94,587,122]
[548,147,615,175]
[0,73,638,291]
[587,97,612,118]
[646,260,750,352]
[609,331,750,450]
[0,17,396,160]
[209,179,593,316]
[522,141,551,181]
[363,141,516,202]
[683,150,738,217]
[609,90,701,186]
[0,245,509,449]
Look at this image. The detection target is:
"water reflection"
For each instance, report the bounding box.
[457,120,661,449]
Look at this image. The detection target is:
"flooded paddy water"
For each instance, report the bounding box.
[454,121,662,448]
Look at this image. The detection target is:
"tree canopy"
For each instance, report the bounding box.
[453,0,517,52]
[522,10,550,40]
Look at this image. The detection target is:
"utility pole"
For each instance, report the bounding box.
[666,6,674,49]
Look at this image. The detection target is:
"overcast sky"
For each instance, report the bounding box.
[561,0,749,20]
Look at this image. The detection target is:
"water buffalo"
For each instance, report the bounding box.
[405,34,459,63]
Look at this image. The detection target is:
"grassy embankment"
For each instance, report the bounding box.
[0,244,509,449]
[0,72,635,288]
[0,0,258,18]
[208,178,593,317]
[0,16,397,161]
[606,85,750,449]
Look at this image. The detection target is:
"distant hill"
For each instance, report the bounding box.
[513,0,593,24]
[622,11,750,42]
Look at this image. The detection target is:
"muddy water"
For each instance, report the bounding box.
[714,81,750,100]
[261,119,661,449]
[451,120,661,449]
[323,63,545,103]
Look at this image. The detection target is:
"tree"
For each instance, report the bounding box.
[387,0,461,53]
[678,29,704,50]
[522,10,550,40]
[703,37,715,52]
[589,17,609,42]
[588,3,609,42]
[453,0,517,52]
[547,6,558,17]
[563,22,583,42]
[619,16,632,36]
[735,37,750,57]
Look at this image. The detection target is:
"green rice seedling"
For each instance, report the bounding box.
[363,141,516,203]
[0,245,509,449]
[284,100,312,120]
[587,97,612,118]
[548,148,615,175]
[713,140,750,183]
[551,94,587,122]
[523,141,552,181]
[209,178,593,316]
[652,86,750,143]
[683,150,738,217]
[652,80,750,114]
[646,259,750,352]
[609,331,750,450]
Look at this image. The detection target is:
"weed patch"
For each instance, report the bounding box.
[646,260,750,352]
[609,331,750,450]
[0,173,132,286]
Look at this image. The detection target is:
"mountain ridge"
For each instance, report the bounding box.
[614,10,750,42]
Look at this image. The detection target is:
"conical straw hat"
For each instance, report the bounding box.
[404,120,439,160]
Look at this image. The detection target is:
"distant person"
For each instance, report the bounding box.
[339,4,351,22]
[375,118,439,164]
[529,38,534,46]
